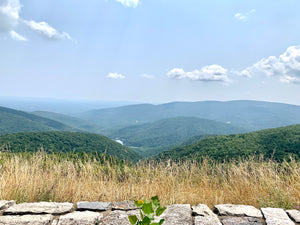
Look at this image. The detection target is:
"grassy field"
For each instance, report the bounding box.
[0,151,299,210]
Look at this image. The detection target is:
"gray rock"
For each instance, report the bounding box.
[194,216,222,225]
[214,204,262,218]
[0,214,54,225]
[286,209,300,223]
[221,217,263,225]
[192,204,221,225]
[76,201,112,211]
[192,204,217,217]
[112,201,139,211]
[4,202,74,215]
[100,209,140,225]
[102,204,193,225]
[52,211,103,225]
[156,204,193,225]
[261,208,294,225]
[0,200,15,211]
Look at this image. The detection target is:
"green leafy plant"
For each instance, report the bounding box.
[128,196,166,225]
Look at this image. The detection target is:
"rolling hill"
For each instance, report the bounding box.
[0,131,140,161]
[109,117,245,157]
[78,100,300,132]
[31,111,99,133]
[0,106,75,135]
[156,124,300,162]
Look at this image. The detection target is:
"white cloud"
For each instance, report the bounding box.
[9,30,26,41]
[115,0,139,8]
[140,74,155,79]
[280,76,300,84]
[0,0,71,41]
[235,9,256,22]
[21,20,71,41]
[107,73,126,79]
[0,0,20,32]
[167,65,229,82]
[240,45,300,84]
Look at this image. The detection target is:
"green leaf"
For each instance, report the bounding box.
[142,203,154,214]
[155,206,166,217]
[151,196,160,207]
[158,219,165,225]
[141,216,151,225]
[140,209,144,220]
[128,215,138,225]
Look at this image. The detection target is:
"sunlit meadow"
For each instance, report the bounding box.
[0,151,299,209]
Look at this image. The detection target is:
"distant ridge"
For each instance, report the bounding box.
[79,100,300,131]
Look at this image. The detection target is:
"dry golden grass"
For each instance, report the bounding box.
[0,151,299,209]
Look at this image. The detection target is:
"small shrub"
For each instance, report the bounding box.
[128,196,166,225]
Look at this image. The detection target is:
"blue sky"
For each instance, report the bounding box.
[0,0,300,105]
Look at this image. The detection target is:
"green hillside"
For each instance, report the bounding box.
[79,100,300,131]
[0,131,140,161]
[0,106,75,135]
[31,111,99,133]
[156,124,300,162]
[109,117,245,157]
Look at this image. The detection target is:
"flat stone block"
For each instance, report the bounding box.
[194,216,222,225]
[0,214,54,225]
[100,209,140,225]
[192,204,217,217]
[221,217,263,225]
[261,208,294,225]
[102,204,193,225]
[0,200,15,211]
[76,201,112,211]
[286,209,300,223]
[156,204,193,225]
[214,204,263,218]
[192,204,221,225]
[4,202,74,215]
[53,211,103,225]
[112,201,139,211]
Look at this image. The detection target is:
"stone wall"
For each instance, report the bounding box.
[0,200,299,224]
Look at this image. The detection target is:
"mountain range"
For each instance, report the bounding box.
[79,100,300,132]
[0,100,300,160]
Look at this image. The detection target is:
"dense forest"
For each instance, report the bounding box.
[156,124,300,162]
[0,131,140,161]
[0,106,75,134]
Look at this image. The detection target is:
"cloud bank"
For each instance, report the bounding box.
[234,9,256,22]
[167,65,229,83]
[167,46,300,85]
[115,0,139,8]
[0,0,71,41]
[241,45,300,84]
[107,73,126,79]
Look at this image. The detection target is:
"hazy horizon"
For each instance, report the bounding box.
[1,0,300,105]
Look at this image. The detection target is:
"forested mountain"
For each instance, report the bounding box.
[0,131,140,161]
[0,106,75,135]
[79,100,300,131]
[156,124,300,162]
[109,117,245,157]
[31,111,98,133]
